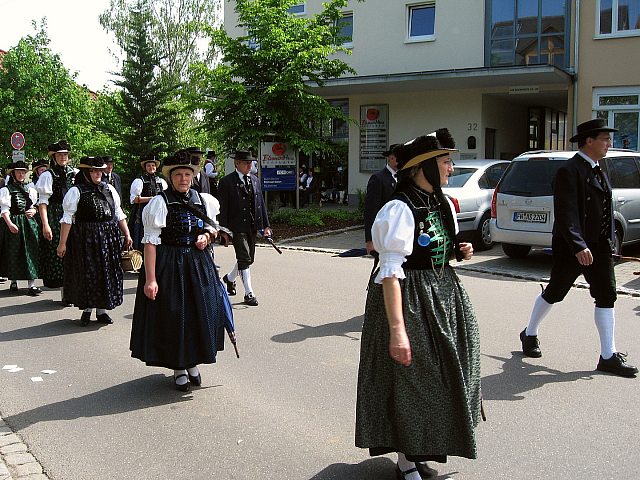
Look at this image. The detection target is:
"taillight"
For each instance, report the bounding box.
[449,196,460,213]
[491,188,498,218]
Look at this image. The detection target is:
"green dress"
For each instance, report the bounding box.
[355,187,481,461]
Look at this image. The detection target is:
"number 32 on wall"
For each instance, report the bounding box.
[467,122,478,131]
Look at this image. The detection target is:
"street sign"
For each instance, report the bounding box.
[10,132,25,150]
[12,150,25,162]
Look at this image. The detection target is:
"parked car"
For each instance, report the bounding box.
[443,159,510,250]
[490,149,640,257]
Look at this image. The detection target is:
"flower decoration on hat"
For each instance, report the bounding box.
[396,128,458,171]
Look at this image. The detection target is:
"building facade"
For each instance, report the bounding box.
[224,0,639,199]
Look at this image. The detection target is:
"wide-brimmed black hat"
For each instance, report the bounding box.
[569,118,618,143]
[184,146,205,155]
[383,144,401,157]
[140,156,161,169]
[78,156,108,169]
[32,159,49,172]
[397,129,458,171]
[101,155,114,163]
[6,160,29,174]
[233,150,256,161]
[162,152,201,178]
[47,140,70,158]
[206,150,216,159]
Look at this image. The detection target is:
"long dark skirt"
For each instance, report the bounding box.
[130,245,226,370]
[0,214,39,280]
[128,203,144,251]
[63,220,124,310]
[39,202,65,288]
[355,266,481,461]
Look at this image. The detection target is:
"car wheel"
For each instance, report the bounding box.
[473,212,493,251]
[502,243,531,258]
[613,224,622,255]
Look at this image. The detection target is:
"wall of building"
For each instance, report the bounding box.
[482,94,529,158]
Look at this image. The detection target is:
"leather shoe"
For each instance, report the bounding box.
[27,286,42,296]
[416,462,438,478]
[96,313,113,324]
[223,274,236,296]
[80,311,91,326]
[597,352,638,377]
[174,373,190,392]
[244,293,259,306]
[520,328,542,358]
[188,372,202,387]
[9,282,18,292]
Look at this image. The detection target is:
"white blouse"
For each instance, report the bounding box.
[372,197,459,284]
[129,177,168,204]
[141,192,220,245]
[60,185,127,224]
[0,185,38,215]
[35,169,78,205]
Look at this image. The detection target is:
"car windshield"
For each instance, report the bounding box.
[499,159,566,196]
[447,167,477,187]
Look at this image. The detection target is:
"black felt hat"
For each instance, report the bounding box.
[206,150,216,159]
[140,156,161,169]
[569,118,618,143]
[47,140,70,158]
[396,129,458,171]
[383,144,401,157]
[78,156,107,169]
[6,160,29,174]
[233,150,256,161]
[32,159,49,172]
[162,151,201,178]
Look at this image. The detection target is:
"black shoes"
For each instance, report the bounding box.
[9,282,18,292]
[188,372,202,387]
[416,462,438,478]
[27,286,42,296]
[223,274,236,296]
[174,373,190,392]
[597,352,638,377]
[80,311,91,326]
[520,328,542,358]
[96,313,114,324]
[244,293,259,306]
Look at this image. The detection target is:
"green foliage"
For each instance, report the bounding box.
[191,0,362,156]
[270,206,362,226]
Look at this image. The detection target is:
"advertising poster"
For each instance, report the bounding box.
[260,141,297,191]
[360,105,388,172]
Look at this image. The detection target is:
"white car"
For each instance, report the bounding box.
[443,159,509,250]
[490,149,640,257]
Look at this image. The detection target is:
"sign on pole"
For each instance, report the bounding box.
[10,132,26,150]
[12,150,25,161]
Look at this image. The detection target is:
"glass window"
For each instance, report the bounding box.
[492,0,515,37]
[614,111,639,150]
[337,13,353,45]
[409,4,436,38]
[542,0,566,32]
[491,39,515,65]
[517,0,539,34]
[483,163,509,189]
[604,157,640,188]
[618,0,640,31]
[599,0,640,35]
[287,3,305,15]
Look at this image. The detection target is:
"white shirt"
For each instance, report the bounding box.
[129,177,168,204]
[59,184,127,225]
[372,197,459,284]
[204,161,218,178]
[34,169,79,205]
[0,184,38,215]
[141,192,220,245]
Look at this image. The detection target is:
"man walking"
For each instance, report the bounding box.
[102,156,122,199]
[519,118,637,377]
[363,144,399,254]
[218,150,271,306]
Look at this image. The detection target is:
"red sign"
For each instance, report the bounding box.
[272,143,286,156]
[10,132,25,150]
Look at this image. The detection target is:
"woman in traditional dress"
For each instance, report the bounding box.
[128,157,167,251]
[130,152,227,392]
[27,159,48,191]
[355,129,482,480]
[0,160,41,295]
[36,140,77,302]
[56,156,132,326]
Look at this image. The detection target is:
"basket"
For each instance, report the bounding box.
[121,249,143,272]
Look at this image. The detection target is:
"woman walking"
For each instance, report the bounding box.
[56,156,132,325]
[130,152,227,392]
[0,160,41,295]
[128,157,167,251]
[355,129,482,479]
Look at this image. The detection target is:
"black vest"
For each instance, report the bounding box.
[49,166,75,204]
[6,184,33,215]
[75,183,115,223]
[140,174,163,197]
[159,189,206,247]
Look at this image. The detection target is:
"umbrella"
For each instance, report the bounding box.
[220,278,240,358]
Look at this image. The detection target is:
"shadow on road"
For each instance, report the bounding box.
[3,374,194,432]
[309,457,456,480]
[0,298,72,316]
[481,351,596,401]
[0,317,113,342]
[270,315,363,343]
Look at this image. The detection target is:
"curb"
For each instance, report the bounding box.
[277,224,364,244]
[0,418,49,479]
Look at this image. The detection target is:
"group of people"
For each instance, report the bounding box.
[358,119,636,478]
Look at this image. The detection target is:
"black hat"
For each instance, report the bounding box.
[47,140,70,158]
[140,156,161,169]
[383,144,401,157]
[162,152,201,178]
[569,118,618,143]
[184,146,205,155]
[233,150,256,161]
[101,155,114,163]
[78,156,107,169]
[32,159,49,172]
[6,160,29,174]
[176,148,204,167]
[396,128,458,171]
[206,150,216,159]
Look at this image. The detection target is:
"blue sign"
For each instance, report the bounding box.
[261,167,297,191]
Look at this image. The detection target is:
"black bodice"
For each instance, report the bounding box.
[6,184,33,215]
[49,166,75,204]
[160,189,207,247]
[140,174,164,197]
[75,183,115,223]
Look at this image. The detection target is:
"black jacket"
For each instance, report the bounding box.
[217,171,269,233]
[363,167,396,242]
[103,171,122,200]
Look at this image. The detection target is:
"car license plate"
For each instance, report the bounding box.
[513,211,547,223]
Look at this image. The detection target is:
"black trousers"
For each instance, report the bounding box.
[542,237,617,308]
[232,231,257,270]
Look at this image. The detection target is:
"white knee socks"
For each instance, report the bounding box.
[240,268,253,296]
[595,307,616,360]
[526,294,553,336]
[227,263,238,282]
[397,453,421,480]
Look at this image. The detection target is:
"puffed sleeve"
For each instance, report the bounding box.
[60,187,81,224]
[0,188,10,215]
[108,184,127,222]
[200,193,220,233]
[160,179,168,191]
[372,199,415,284]
[28,186,38,205]
[35,171,53,205]
[141,195,167,245]
[129,178,143,204]
[446,196,459,235]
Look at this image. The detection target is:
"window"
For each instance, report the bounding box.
[337,13,353,46]
[598,0,640,36]
[594,87,640,150]
[408,4,436,40]
[287,3,306,15]
[604,157,640,188]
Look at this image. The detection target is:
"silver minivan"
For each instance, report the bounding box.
[489,149,640,257]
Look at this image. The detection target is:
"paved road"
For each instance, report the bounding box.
[1,232,639,479]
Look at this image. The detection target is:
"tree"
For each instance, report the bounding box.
[0,21,94,160]
[190,0,361,156]
[111,0,177,173]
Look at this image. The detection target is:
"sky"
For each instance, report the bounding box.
[0,0,119,91]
